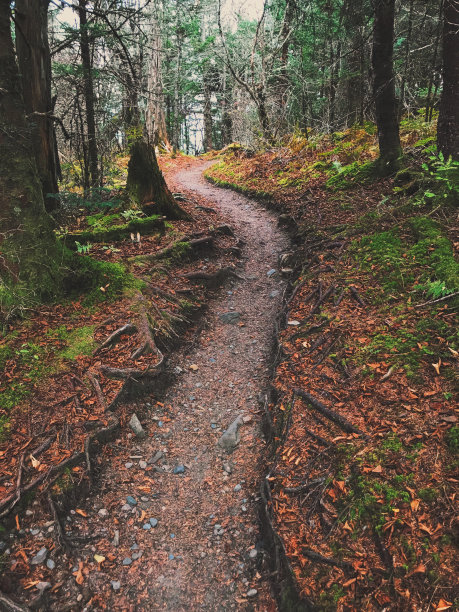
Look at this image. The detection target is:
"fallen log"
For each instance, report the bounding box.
[293,389,365,437]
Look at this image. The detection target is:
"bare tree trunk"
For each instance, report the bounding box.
[0,0,62,313]
[437,0,459,160]
[15,0,60,212]
[77,0,99,188]
[372,0,402,172]
[203,76,213,152]
[146,11,170,149]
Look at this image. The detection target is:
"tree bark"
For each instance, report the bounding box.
[77,0,99,188]
[146,12,170,149]
[372,0,402,171]
[0,1,62,314]
[15,0,60,212]
[437,0,459,160]
[203,76,213,152]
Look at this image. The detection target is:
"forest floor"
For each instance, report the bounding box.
[206,126,458,611]
[0,157,290,611]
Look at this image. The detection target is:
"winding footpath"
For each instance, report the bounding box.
[54,162,289,611]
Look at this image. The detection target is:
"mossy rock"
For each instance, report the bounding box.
[393,168,424,195]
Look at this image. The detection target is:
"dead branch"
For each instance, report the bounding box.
[293,389,365,437]
[30,436,55,459]
[147,285,182,304]
[304,428,331,447]
[334,286,347,306]
[94,323,137,354]
[415,290,459,308]
[284,477,325,495]
[307,284,336,319]
[84,436,92,484]
[349,285,366,307]
[302,548,353,570]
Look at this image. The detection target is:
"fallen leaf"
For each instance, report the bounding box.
[189,364,198,371]
[372,465,383,473]
[76,509,87,517]
[432,359,442,375]
[435,599,452,611]
[412,564,426,574]
[342,578,356,588]
[94,554,105,564]
[73,561,85,585]
[410,499,420,512]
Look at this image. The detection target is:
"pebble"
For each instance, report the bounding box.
[168,554,175,560]
[98,509,108,518]
[223,462,232,474]
[25,509,33,517]
[234,484,242,492]
[30,529,40,536]
[143,523,151,530]
[122,557,132,566]
[121,504,132,512]
[269,290,280,298]
[111,580,121,591]
[31,547,48,565]
[219,311,241,325]
[149,518,158,528]
[132,552,142,561]
[149,451,164,465]
[36,582,51,592]
[125,462,133,469]
[131,544,139,550]
[112,530,120,547]
[126,496,137,506]
[247,589,258,598]
[249,549,258,559]
[267,269,276,277]
[139,460,147,469]
[173,464,185,474]
[46,558,56,570]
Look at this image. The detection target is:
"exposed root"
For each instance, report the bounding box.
[0,591,31,612]
[94,323,137,355]
[47,494,71,553]
[86,372,107,411]
[183,266,244,287]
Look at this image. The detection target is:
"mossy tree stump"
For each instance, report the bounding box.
[126,139,189,220]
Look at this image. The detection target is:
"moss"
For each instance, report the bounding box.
[446,426,459,454]
[326,160,376,190]
[418,488,439,504]
[58,325,97,360]
[0,344,13,369]
[61,214,165,248]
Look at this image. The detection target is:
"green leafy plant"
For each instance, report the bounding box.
[74,241,92,254]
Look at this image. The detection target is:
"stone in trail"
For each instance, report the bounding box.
[129,413,146,439]
[31,547,48,565]
[218,415,243,452]
[219,311,241,324]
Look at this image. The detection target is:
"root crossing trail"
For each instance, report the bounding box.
[57,162,288,611]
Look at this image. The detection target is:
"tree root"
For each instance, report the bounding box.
[99,365,162,381]
[183,266,244,287]
[47,494,71,553]
[284,477,325,495]
[306,284,336,320]
[86,372,107,411]
[0,418,119,518]
[94,323,137,355]
[293,388,366,437]
[0,591,31,612]
[349,285,365,307]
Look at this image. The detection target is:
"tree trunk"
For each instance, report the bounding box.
[15,0,60,212]
[0,1,63,314]
[77,0,99,188]
[437,0,459,160]
[146,13,170,149]
[126,139,188,220]
[221,64,233,146]
[203,77,213,152]
[372,0,402,171]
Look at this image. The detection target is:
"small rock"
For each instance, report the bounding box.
[139,460,147,469]
[234,484,242,492]
[223,462,232,474]
[46,558,56,570]
[168,554,175,560]
[242,415,252,424]
[25,509,33,517]
[149,518,158,528]
[129,413,146,439]
[173,464,185,475]
[131,544,139,550]
[287,320,300,326]
[218,416,242,452]
[98,509,109,518]
[112,530,120,547]
[247,589,258,598]
[31,547,48,565]
[36,582,51,592]
[132,552,142,561]
[122,557,132,566]
[267,269,276,277]
[269,290,279,298]
[121,504,132,511]
[149,451,164,465]
[219,311,241,325]
[174,366,183,375]
[249,549,258,559]
[125,462,133,469]
[111,580,121,591]
[126,496,137,507]
[189,364,198,371]
[143,523,151,530]
[30,529,40,536]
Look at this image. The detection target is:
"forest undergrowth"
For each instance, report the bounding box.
[206,118,458,611]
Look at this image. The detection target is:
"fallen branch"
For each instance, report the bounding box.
[94,323,137,355]
[47,494,70,553]
[349,285,365,307]
[302,548,353,570]
[30,436,55,459]
[293,389,365,437]
[284,477,325,495]
[306,284,336,319]
[415,290,459,308]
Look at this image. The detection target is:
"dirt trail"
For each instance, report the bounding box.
[53,162,289,611]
